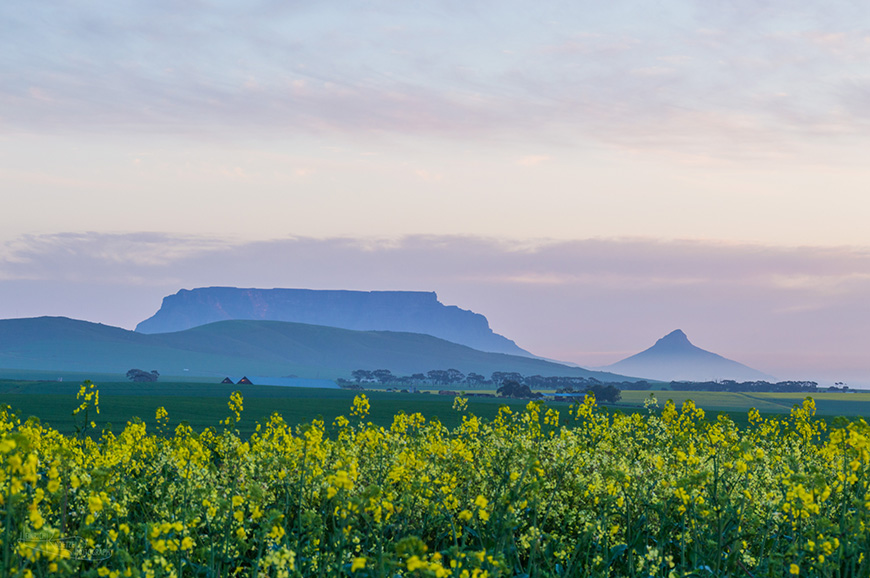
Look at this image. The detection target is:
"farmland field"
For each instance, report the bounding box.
[2,380,870,436]
[0,380,536,435]
[3,381,870,577]
[618,390,870,416]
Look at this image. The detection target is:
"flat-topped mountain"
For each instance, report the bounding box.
[602,329,774,382]
[0,316,636,382]
[136,287,530,357]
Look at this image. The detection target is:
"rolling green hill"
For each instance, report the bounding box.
[0,317,638,381]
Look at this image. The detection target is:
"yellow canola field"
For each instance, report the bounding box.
[2,383,870,578]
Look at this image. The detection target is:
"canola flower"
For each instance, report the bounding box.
[1,388,870,576]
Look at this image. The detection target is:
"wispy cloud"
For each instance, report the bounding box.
[0,233,236,281]
[5,233,869,297]
[2,1,870,161]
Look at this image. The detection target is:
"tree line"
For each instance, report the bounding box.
[339,369,642,389]
[340,370,847,396]
[338,369,628,403]
[668,380,849,393]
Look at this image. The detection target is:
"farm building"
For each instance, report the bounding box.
[221,376,339,389]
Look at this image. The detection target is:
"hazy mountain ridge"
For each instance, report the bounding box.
[136,287,531,357]
[0,316,636,382]
[603,329,773,382]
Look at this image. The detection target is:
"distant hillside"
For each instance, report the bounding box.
[0,316,636,382]
[136,287,531,357]
[602,329,774,382]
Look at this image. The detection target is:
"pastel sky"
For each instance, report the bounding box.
[2,2,869,384]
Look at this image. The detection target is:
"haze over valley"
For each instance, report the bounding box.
[0,287,803,387]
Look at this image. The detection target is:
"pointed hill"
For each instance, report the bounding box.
[602,329,774,382]
[0,316,637,382]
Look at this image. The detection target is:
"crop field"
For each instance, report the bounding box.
[617,391,791,414]
[6,380,868,438]
[3,380,870,577]
[750,393,870,418]
[0,380,539,436]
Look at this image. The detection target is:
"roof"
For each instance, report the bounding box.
[224,376,339,389]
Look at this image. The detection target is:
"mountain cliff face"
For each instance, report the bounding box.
[603,329,774,382]
[136,287,531,356]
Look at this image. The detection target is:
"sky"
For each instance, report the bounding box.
[1,1,870,385]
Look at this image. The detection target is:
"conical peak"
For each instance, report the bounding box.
[654,329,692,348]
[605,328,774,382]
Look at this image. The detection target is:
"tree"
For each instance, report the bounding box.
[372,369,394,384]
[445,369,465,385]
[524,375,547,388]
[427,370,449,385]
[497,380,540,399]
[491,371,523,385]
[466,372,486,386]
[585,384,621,404]
[127,369,159,383]
[352,370,373,383]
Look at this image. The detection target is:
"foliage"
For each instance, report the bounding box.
[585,384,622,404]
[496,380,540,399]
[125,369,159,383]
[669,380,824,393]
[3,386,870,577]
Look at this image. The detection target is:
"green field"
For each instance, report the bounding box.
[2,379,866,438]
[0,379,536,435]
[9,379,870,577]
[619,389,870,416]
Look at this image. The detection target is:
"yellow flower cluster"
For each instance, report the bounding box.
[221,391,245,426]
[350,394,370,419]
[2,388,870,577]
[71,380,100,434]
